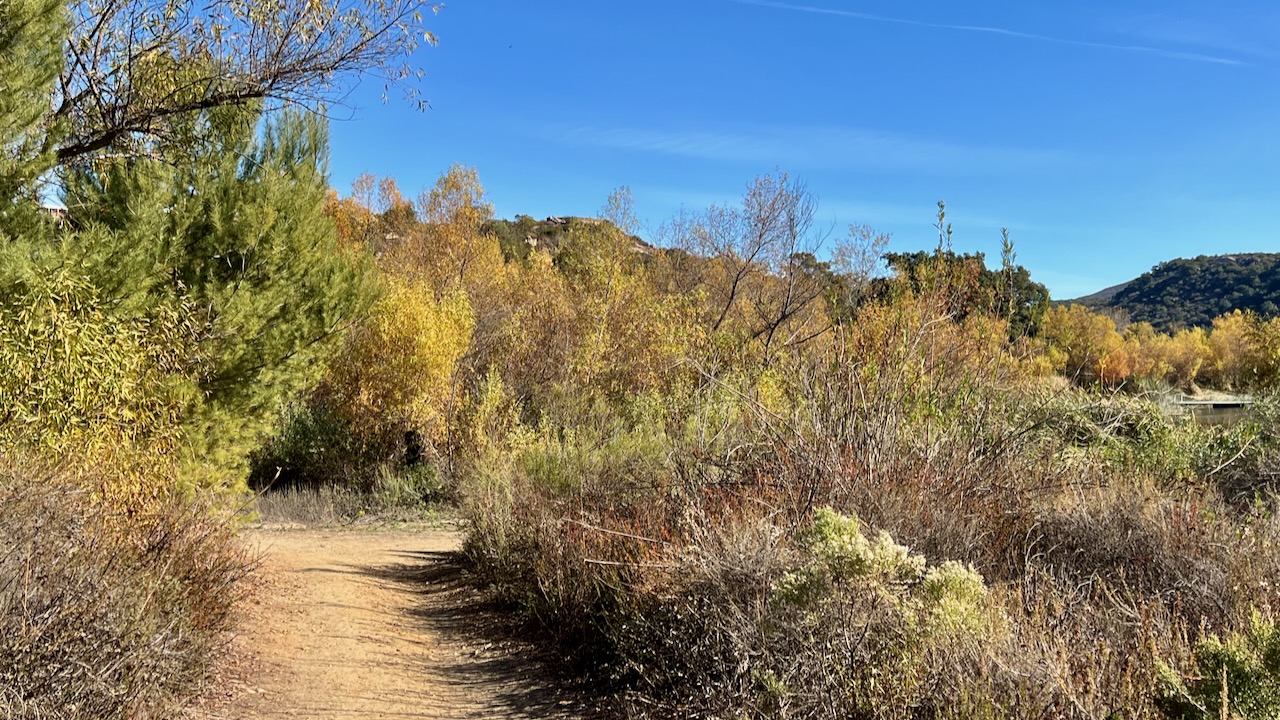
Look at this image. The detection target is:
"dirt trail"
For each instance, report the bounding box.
[193,527,597,720]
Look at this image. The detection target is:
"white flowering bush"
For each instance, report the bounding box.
[779,508,987,637]
[754,508,993,715]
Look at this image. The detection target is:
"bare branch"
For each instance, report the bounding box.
[54,0,442,162]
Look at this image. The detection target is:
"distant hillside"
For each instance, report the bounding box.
[1070,280,1130,308]
[1070,253,1280,331]
[483,215,652,261]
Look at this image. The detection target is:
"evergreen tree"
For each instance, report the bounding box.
[57,106,377,487]
[0,0,373,491]
[882,249,1050,337]
[0,0,64,219]
[174,109,377,483]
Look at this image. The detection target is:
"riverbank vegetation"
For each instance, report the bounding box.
[267,169,1280,717]
[7,0,1280,716]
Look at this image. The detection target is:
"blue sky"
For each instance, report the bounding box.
[325,1,1280,299]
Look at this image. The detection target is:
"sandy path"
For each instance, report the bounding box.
[194,527,598,720]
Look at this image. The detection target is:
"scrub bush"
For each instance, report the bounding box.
[0,459,249,719]
[1158,613,1280,720]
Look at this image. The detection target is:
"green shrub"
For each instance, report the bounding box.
[371,462,444,508]
[1197,391,1280,502]
[1158,613,1280,720]
[519,421,669,498]
[249,402,368,491]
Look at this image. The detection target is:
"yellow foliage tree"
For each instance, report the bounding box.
[497,250,578,403]
[1125,322,1174,384]
[323,188,375,249]
[415,165,496,287]
[1039,305,1133,386]
[399,166,522,384]
[319,279,475,454]
[1246,314,1280,388]
[1164,327,1212,390]
[1206,311,1252,390]
[0,266,205,516]
[552,219,701,400]
[366,164,508,298]
[324,173,416,256]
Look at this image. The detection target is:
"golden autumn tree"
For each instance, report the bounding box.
[323,188,375,249]
[1245,313,1280,388]
[317,279,475,458]
[1164,327,1212,390]
[1205,311,1254,390]
[497,249,578,405]
[414,164,502,290]
[1125,322,1174,384]
[1040,304,1133,386]
[412,166,519,385]
[322,172,418,255]
[558,220,700,400]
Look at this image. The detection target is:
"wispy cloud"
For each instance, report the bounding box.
[1109,11,1280,62]
[731,0,1248,66]
[539,123,1084,176]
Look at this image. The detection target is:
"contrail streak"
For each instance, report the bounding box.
[731,0,1247,66]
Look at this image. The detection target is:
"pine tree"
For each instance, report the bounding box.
[0,0,374,490]
[0,0,65,219]
[58,106,377,487]
[173,109,378,484]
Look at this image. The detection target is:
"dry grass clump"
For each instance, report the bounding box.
[1030,483,1279,624]
[0,458,250,720]
[252,482,370,524]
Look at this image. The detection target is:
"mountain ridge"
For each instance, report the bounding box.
[1066,252,1280,331]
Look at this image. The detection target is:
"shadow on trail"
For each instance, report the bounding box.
[352,549,611,720]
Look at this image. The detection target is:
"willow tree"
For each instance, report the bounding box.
[53,0,441,163]
[0,0,198,472]
[672,172,837,363]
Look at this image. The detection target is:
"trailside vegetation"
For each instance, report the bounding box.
[249,178,1280,718]
[0,0,434,715]
[7,1,1280,714]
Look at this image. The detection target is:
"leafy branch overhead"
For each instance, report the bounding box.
[53,0,442,162]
